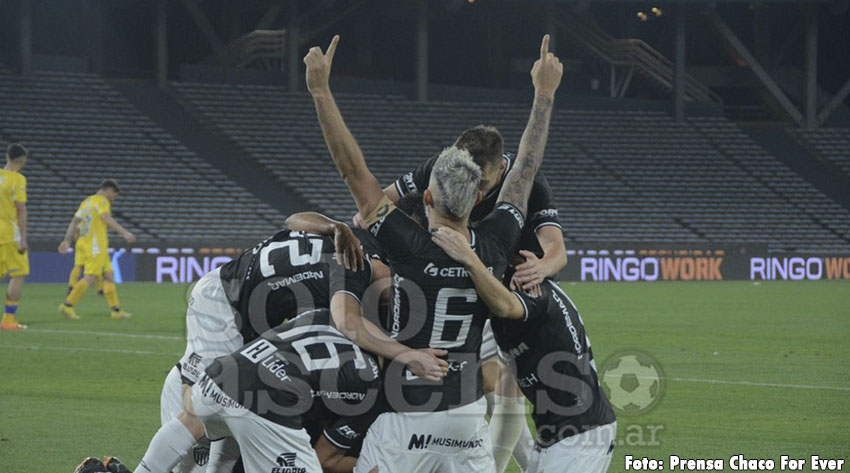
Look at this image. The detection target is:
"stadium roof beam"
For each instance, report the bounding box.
[288,0,300,92]
[178,0,226,56]
[155,0,168,90]
[18,0,32,76]
[256,3,285,31]
[818,76,850,126]
[804,5,819,130]
[706,9,804,127]
[673,6,686,122]
[416,0,428,102]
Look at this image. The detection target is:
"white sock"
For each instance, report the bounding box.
[512,415,535,472]
[135,418,197,473]
[207,437,240,473]
[489,394,527,473]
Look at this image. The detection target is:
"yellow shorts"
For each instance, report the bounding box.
[0,242,29,278]
[74,244,84,266]
[80,249,112,277]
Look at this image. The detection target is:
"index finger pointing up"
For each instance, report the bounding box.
[540,34,550,59]
[326,35,340,62]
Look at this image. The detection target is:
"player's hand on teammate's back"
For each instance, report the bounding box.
[531,34,564,99]
[513,249,548,290]
[333,222,365,271]
[430,227,476,266]
[304,35,340,96]
[397,348,449,381]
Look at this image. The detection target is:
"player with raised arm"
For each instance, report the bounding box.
[0,143,30,331]
[376,103,567,473]
[432,226,617,473]
[132,214,445,473]
[305,33,562,473]
[58,179,135,320]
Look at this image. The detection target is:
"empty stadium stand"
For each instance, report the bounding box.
[0,68,286,243]
[794,128,850,177]
[173,81,850,253]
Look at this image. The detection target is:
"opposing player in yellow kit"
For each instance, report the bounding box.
[58,179,136,320]
[0,144,30,331]
[66,238,105,297]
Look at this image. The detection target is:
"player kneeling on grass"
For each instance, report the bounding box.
[432,227,617,473]
[134,214,444,473]
[58,179,136,320]
[187,309,385,473]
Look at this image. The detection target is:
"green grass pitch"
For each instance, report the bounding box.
[0,281,847,472]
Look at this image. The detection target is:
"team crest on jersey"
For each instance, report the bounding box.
[193,445,209,466]
[272,452,305,473]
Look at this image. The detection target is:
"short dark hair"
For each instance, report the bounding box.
[396,192,427,227]
[6,143,28,160]
[453,125,504,171]
[100,179,120,193]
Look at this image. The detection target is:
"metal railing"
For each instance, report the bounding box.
[556,14,722,104]
[213,30,287,69]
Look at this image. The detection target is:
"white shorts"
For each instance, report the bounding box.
[480,319,499,361]
[354,397,496,473]
[160,366,211,473]
[191,378,321,473]
[528,422,617,473]
[179,267,243,385]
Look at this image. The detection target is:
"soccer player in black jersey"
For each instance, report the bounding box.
[432,227,617,473]
[378,125,567,473]
[305,33,562,473]
[188,309,383,473]
[135,218,446,473]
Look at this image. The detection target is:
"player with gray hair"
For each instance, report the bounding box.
[305,33,562,473]
[428,147,482,221]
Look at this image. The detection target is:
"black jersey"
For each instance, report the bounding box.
[303,385,384,456]
[218,230,372,342]
[393,153,561,257]
[491,280,616,447]
[369,203,523,412]
[203,309,382,434]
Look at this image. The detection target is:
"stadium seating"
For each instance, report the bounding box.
[173,82,850,253]
[0,68,285,243]
[794,128,850,177]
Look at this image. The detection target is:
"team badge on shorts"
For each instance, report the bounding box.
[272,452,305,473]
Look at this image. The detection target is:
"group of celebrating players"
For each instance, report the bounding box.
[69,34,616,473]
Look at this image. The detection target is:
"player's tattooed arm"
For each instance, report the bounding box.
[57,217,81,254]
[497,35,563,216]
[331,293,449,380]
[285,212,365,271]
[305,35,386,219]
[432,227,525,320]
